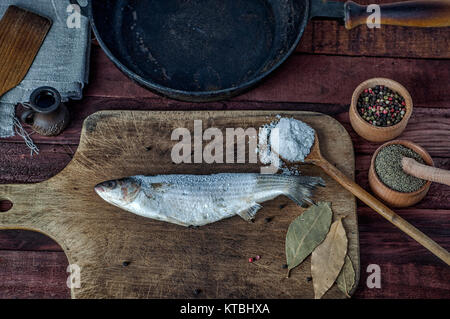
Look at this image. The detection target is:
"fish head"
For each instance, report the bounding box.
[94,178,141,206]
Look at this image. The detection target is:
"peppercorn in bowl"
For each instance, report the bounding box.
[349,78,413,142]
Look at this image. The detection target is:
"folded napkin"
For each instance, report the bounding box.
[0,0,90,138]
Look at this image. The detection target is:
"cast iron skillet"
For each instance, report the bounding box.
[74,0,450,102]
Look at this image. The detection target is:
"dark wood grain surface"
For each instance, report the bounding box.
[0,2,449,298]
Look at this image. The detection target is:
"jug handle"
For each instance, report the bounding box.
[20,110,35,125]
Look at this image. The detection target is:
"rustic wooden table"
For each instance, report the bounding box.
[0,1,449,298]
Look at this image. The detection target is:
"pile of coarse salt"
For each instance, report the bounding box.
[257,116,315,174]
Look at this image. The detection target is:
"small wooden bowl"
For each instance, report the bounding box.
[350,78,413,142]
[369,140,434,208]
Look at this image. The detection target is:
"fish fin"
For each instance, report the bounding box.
[286,176,325,207]
[238,203,262,222]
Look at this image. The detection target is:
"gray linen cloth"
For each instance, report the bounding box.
[0,0,90,138]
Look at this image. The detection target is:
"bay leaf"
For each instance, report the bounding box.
[336,255,356,298]
[311,217,348,299]
[285,202,333,277]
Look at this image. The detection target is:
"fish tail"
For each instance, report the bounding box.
[285,176,325,207]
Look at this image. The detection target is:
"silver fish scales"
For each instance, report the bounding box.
[95,173,325,227]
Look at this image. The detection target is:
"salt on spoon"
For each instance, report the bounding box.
[262,116,450,265]
[257,117,314,174]
[270,117,315,163]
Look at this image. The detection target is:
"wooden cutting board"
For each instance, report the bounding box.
[0,111,359,299]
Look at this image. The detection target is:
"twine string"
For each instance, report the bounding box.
[13,116,39,157]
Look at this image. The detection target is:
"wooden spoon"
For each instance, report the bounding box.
[0,6,52,97]
[281,134,450,266]
[402,157,450,187]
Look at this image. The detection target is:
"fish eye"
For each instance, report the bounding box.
[104,181,116,189]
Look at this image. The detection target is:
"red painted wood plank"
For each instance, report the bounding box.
[296,0,450,59]
[308,22,450,59]
[299,21,450,59]
[8,99,349,145]
[1,143,449,211]
[0,230,62,252]
[1,22,449,298]
[354,207,450,298]
[1,207,449,253]
[238,54,450,107]
[0,207,448,299]
[297,0,450,59]
[0,249,448,298]
[354,262,450,298]
[0,143,72,184]
[0,253,447,298]
[84,47,450,108]
[1,106,449,209]
[0,250,70,299]
[336,108,450,157]
[6,98,450,158]
[357,208,450,257]
[3,143,446,209]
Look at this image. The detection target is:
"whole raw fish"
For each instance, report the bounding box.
[95,173,324,227]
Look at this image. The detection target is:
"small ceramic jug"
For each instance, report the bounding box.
[21,87,70,136]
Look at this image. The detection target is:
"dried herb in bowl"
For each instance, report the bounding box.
[357,85,406,127]
[375,144,427,193]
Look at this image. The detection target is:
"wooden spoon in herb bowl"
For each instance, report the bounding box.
[280,133,450,266]
[402,157,450,187]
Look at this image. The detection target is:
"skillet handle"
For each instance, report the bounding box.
[345,0,450,29]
